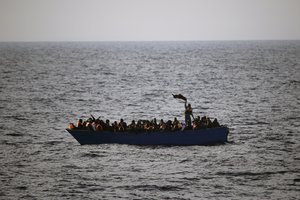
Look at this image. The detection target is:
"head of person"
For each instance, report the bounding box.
[76,119,82,126]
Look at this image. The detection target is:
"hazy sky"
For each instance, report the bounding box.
[0,0,299,41]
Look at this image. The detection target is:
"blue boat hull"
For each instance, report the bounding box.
[66,127,229,145]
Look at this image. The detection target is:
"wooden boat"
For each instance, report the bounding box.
[66,127,229,145]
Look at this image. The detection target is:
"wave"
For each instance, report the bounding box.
[80,153,106,158]
[118,184,184,192]
[216,170,288,177]
[45,140,63,145]
[5,133,24,137]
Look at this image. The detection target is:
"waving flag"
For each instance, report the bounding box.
[172,94,187,101]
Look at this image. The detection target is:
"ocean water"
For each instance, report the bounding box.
[0,41,299,199]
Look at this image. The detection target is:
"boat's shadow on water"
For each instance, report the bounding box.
[127,141,233,149]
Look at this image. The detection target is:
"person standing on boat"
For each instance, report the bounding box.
[185,101,194,127]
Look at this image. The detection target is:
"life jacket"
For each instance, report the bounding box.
[96,124,103,131]
[68,123,76,130]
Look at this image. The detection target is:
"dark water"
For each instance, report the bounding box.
[0,41,299,199]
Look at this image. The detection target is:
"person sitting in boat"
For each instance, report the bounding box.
[118,118,127,132]
[102,119,112,131]
[91,121,97,131]
[165,120,173,132]
[192,116,201,130]
[172,117,182,131]
[76,119,83,129]
[144,121,154,132]
[95,122,103,131]
[112,121,118,132]
[207,117,213,128]
[68,123,76,130]
[159,119,166,131]
[151,118,159,131]
[136,120,144,132]
[185,102,194,127]
[128,120,137,132]
[85,121,93,130]
[200,116,208,128]
[212,118,220,127]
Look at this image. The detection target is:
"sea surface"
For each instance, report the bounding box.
[0,41,299,199]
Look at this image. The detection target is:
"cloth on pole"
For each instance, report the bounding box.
[172,94,187,101]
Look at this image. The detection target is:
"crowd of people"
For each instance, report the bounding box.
[68,99,221,133]
[68,115,221,133]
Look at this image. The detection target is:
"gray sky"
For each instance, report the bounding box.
[0,0,299,41]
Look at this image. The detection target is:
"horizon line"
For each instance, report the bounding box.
[1,39,300,43]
